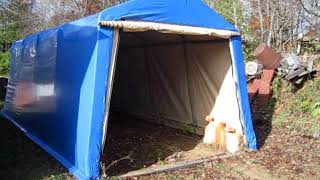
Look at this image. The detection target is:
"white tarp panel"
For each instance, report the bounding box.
[99,21,240,39]
[110,32,241,134]
[209,67,243,134]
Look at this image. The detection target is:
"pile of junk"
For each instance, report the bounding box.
[246,43,319,105]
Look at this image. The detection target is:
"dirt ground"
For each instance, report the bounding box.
[137,102,320,180]
[100,90,320,180]
[2,111,319,180]
[140,133,320,180]
[102,112,221,176]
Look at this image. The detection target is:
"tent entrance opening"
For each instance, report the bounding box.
[102,30,235,175]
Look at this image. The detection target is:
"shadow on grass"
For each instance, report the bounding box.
[0,118,71,180]
[251,96,277,149]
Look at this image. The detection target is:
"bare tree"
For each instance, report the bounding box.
[247,0,304,51]
[2,0,128,36]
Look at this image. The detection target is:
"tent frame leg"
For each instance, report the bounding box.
[101,29,120,151]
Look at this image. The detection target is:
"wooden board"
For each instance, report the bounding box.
[119,152,237,178]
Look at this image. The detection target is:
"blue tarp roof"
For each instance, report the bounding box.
[2,0,256,179]
[99,0,238,31]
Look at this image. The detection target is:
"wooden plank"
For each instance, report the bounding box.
[118,152,237,178]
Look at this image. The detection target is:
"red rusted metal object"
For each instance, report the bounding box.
[261,69,275,84]
[248,69,275,105]
[248,79,260,102]
[257,80,272,105]
[254,43,281,70]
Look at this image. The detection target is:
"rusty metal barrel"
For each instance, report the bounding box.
[253,43,281,70]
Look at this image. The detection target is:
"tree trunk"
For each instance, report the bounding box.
[267,9,275,46]
[232,1,239,29]
[258,0,265,42]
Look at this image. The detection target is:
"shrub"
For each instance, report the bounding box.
[0,51,10,76]
[243,40,259,62]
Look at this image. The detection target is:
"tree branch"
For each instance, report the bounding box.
[300,0,320,18]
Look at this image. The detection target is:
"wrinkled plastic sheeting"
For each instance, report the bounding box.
[6,29,57,115]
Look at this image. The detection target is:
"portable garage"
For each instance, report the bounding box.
[2,0,257,179]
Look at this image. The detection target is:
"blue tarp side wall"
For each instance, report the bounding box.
[2,0,257,179]
[230,36,257,150]
[2,13,110,180]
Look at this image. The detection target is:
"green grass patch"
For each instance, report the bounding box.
[272,77,320,134]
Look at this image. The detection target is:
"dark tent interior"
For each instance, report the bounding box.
[102,31,237,175]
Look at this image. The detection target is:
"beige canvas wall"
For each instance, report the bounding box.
[110,33,240,134]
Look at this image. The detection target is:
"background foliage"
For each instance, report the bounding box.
[0,0,319,76]
[0,51,10,76]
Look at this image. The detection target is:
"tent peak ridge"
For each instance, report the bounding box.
[99,20,240,39]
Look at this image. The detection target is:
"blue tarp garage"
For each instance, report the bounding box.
[2,0,257,179]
